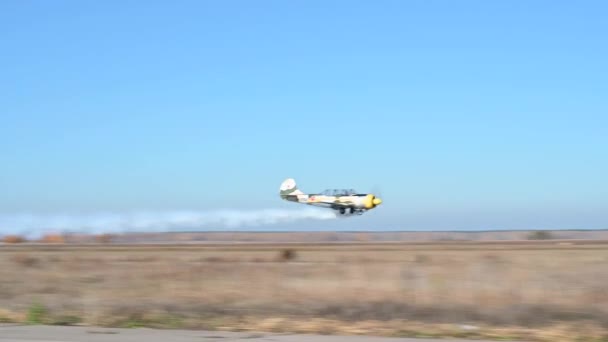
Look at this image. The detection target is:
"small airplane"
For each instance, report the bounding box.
[279,178,382,215]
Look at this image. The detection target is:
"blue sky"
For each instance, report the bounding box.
[1,0,607,232]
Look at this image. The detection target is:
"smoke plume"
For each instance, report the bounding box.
[0,208,338,238]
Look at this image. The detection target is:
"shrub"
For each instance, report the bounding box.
[415,254,431,263]
[527,230,554,240]
[279,248,297,261]
[10,254,40,268]
[26,303,47,324]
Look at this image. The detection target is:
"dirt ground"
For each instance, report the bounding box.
[1,241,607,341]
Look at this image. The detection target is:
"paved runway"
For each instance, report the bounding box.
[0,325,511,342]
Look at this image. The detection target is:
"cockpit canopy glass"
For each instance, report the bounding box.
[320,189,357,196]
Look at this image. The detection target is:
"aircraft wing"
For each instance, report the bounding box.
[308,197,355,209]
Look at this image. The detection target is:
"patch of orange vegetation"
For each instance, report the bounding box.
[39,234,65,243]
[2,235,26,243]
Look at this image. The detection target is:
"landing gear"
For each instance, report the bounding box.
[338,207,362,215]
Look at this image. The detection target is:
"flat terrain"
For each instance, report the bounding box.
[0,325,507,342]
[1,241,607,341]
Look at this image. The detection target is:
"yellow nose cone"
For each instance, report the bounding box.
[373,197,382,206]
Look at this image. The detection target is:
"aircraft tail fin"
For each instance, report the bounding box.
[280,178,304,198]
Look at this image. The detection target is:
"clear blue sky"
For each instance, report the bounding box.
[1,0,607,231]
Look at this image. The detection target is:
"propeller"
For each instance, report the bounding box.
[370,184,384,206]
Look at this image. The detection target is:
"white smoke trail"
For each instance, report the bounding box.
[0,208,338,238]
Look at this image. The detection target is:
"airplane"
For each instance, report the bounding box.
[279,178,382,215]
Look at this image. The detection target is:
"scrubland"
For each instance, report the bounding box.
[1,241,607,341]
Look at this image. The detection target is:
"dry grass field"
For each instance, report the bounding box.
[1,241,608,341]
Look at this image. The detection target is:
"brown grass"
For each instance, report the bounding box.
[0,242,607,341]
